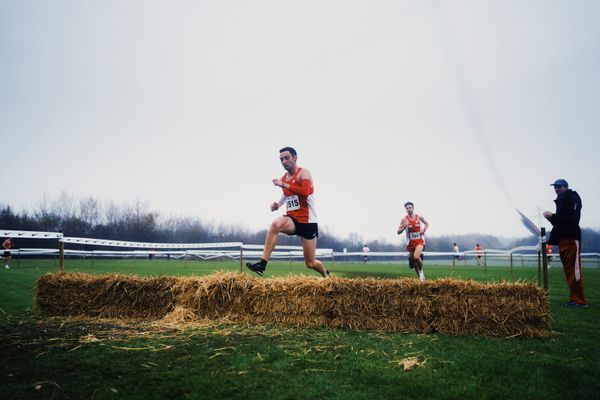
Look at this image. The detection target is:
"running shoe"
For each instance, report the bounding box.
[246,262,265,276]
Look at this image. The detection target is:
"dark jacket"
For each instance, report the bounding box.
[547,189,582,244]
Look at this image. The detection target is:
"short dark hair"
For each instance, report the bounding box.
[404,202,414,208]
[279,147,297,157]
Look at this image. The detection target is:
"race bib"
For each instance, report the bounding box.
[286,195,300,211]
[409,232,421,240]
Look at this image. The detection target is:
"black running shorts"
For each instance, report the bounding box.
[285,215,318,240]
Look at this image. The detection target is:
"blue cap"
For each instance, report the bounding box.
[550,179,568,187]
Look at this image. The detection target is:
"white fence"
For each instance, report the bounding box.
[2,229,600,268]
[0,229,334,263]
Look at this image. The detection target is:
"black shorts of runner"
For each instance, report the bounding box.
[3,251,10,258]
[284,215,318,240]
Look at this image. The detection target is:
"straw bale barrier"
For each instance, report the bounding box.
[35,272,551,337]
[35,272,178,319]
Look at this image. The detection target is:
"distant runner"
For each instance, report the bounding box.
[453,242,461,266]
[246,147,330,278]
[362,244,370,264]
[3,238,12,269]
[546,245,554,267]
[397,202,429,281]
[474,244,484,266]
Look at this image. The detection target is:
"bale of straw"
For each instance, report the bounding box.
[35,272,550,337]
[35,272,177,319]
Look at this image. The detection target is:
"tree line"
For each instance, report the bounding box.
[1,193,599,253]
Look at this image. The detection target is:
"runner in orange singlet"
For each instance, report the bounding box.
[546,244,554,267]
[474,244,484,266]
[397,202,429,281]
[246,147,330,278]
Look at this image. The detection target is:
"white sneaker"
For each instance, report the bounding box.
[5,265,9,269]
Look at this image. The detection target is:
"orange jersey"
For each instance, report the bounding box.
[405,214,425,247]
[281,167,317,224]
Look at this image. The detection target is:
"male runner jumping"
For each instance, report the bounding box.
[397,202,429,281]
[246,147,330,278]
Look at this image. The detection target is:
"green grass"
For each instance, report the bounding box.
[1,259,599,399]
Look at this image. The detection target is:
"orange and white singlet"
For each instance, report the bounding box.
[405,214,425,247]
[281,168,317,224]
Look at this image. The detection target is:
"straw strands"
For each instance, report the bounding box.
[35,272,551,337]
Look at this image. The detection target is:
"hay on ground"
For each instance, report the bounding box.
[35,272,551,337]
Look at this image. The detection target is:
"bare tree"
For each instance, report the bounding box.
[79,196,101,227]
[52,191,77,221]
[33,194,61,231]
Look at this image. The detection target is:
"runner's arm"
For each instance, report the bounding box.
[271,194,286,211]
[397,218,407,234]
[282,179,312,196]
[419,216,429,234]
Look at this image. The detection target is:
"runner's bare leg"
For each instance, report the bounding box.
[302,237,328,277]
[413,244,425,280]
[261,216,295,261]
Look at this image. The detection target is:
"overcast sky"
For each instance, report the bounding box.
[1,0,599,244]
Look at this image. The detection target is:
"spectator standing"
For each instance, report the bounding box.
[543,179,588,308]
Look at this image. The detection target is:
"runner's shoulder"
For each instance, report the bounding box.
[298,167,312,180]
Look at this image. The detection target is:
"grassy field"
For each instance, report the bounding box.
[1,259,598,399]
